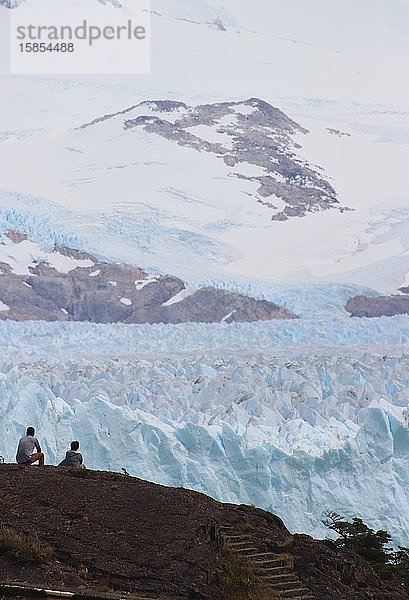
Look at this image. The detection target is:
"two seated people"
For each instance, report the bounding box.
[16,427,85,469]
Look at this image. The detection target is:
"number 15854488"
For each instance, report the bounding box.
[19,43,75,52]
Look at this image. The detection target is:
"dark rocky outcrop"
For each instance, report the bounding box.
[293,534,408,600]
[161,286,293,323]
[80,98,345,222]
[0,233,297,324]
[346,294,409,318]
[0,465,407,600]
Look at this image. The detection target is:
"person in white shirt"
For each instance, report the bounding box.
[16,427,45,466]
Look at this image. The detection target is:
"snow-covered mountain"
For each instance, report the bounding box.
[0,231,296,323]
[1,2,408,290]
[83,98,340,221]
[0,87,407,291]
[1,0,409,547]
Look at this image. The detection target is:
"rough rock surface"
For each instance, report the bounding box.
[293,535,408,600]
[81,98,343,221]
[346,294,409,318]
[0,232,296,324]
[0,466,407,600]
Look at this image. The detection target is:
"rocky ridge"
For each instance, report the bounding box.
[0,231,296,324]
[80,98,343,222]
[0,466,407,600]
[346,290,409,318]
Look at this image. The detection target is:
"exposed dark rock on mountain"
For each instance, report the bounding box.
[346,294,409,318]
[0,466,407,600]
[3,231,27,244]
[80,98,344,222]
[156,286,295,324]
[0,232,297,324]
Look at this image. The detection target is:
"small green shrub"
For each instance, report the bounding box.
[0,526,53,564]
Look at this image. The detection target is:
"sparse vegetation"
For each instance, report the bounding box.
[323,511,409,590]
[276,535,293,549]
[279,551,294,570]
[0,526,53,564]
[217,548,279,600]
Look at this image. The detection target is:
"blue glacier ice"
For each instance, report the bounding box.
[1,317,409,544]
[1,314,408,361]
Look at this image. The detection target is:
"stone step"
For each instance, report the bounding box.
[251,556,287,565]
[249,558,291,573]
[239,552,277,559]
[269,580,305,591]
[260,573,299,583]
[261,565,289,574]
[278,588,313,599]
[227,539,255,546]
[228,544,258,551]
[231,547,259,554]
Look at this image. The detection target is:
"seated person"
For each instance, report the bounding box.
[58,441,84,469]
[16,427,45,466]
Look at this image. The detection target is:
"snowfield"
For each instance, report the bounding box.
[0,104,407,292]
[0,235,94,275]
[0,1,408,291]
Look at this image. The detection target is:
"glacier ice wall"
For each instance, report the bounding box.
[1,338,409,545]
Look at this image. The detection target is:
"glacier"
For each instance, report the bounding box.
[1,317,409,545]
[1,0,409,553]
[1,314,409,361]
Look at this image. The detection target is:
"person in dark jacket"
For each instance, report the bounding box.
[16,427,45,465]
[58,441,84,469]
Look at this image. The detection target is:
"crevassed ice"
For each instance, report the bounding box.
[0,316,408,361]
[1,319,409,545]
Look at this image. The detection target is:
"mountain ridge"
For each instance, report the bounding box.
[0,230,296,323]
[79,97,340,222]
